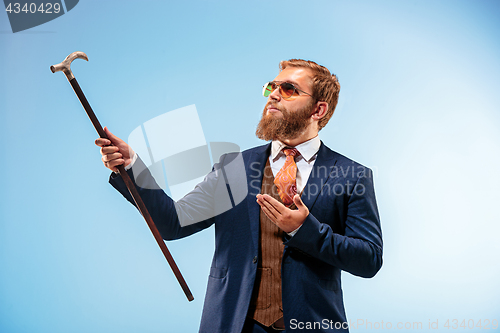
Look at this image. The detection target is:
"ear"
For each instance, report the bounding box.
[311,101,328,121]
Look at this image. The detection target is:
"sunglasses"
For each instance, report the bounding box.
[262,81,313,101]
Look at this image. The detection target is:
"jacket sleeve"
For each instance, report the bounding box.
[284,170,383,278]
[109,156,223,240]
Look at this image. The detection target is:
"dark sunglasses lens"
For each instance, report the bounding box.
[280,82,296,99]
[263,83,274,97]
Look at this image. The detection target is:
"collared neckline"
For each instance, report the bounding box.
[270,136,321,163]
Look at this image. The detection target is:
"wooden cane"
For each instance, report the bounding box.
[51,52,194,302]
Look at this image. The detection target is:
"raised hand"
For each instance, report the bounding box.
[94,127,135,172]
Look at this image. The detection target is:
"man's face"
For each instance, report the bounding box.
[256,67,316,142]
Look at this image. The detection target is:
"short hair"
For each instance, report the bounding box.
[279,59,340,130]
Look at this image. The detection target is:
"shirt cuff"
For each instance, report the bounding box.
[124,153,138,171]
[287,224,302,237]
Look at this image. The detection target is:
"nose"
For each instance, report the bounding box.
[268,85,281,101]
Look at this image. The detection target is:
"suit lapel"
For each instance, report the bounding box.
[301,142,337,210]
[246,143,271,253]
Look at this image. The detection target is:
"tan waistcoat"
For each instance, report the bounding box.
[248,159,297,327]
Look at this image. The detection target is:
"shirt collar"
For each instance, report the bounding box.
[270,136,321,162]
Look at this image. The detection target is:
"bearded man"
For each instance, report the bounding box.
[96,59,383,333]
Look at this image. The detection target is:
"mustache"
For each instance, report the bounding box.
[265,101,286,113]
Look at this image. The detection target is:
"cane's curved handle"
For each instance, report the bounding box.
[50,51,88,81]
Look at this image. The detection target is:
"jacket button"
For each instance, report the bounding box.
[253,256,258,264]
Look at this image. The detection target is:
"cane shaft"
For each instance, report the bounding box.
[68,78,194,302]
[116,164,194,302]
[69,78,107,138]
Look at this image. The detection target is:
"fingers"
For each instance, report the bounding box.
[101,150,124,170]
[257,194,284,215]
[95,127,123,171]
[260,202,278,222]
[257,194,278,221]
[103,159,124,172]
[94,127,134,171]
[95,127,124,147]
[95,138,111,147]
[293,194,309,216]
[101,151,122,163]
[100,146,120,155]
[256,193,307,233]
[99,144,122,170]
[293,194,301,204]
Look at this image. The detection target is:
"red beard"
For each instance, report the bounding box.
[255,100,314,141]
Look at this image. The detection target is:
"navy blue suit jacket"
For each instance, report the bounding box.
[110,142,383,332]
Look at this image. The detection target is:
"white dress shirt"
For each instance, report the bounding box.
[269,135,321,193]
[269,136,321,236]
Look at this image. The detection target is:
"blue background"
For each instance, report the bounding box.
[1,0,499,332]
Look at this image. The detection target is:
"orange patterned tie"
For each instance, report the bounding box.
[274,148,300,206]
